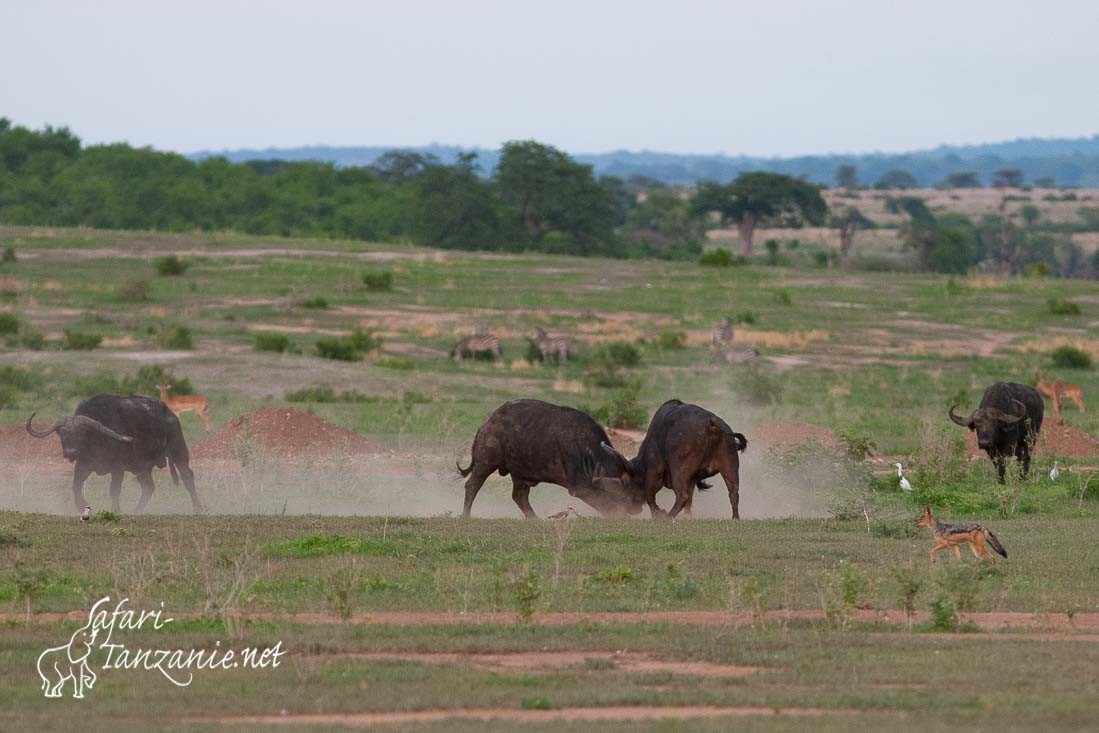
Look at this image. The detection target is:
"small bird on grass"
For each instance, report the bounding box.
[546,506,579,520]
[1049,460,1061,481]
[80,505,92,524]
[895,463,913,491]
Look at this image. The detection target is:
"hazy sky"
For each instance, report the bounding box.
[2,1,1097,157]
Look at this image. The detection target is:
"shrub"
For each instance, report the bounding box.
[1048,297,1081,316]
[153,255,189,276]
[348,328,381,352]
[315,337,361,362]
[254,332,292,353]
[376,356,415,370]
[732,311,758,325]
[156,323,193,350]
[594,341,641,368]
[116,280,151,303]
[656,330,686,350]
[301,297,328,309]
[284,386,370,403]
[699,248,733,267]
[362,270,394,291]
[1051,346,1092,370]
[62,328,102,351]
[19,329,44,350]
[1,246,15,263]
[587,384,647,429]
[731,368,783,406]
[0,312,21,335]
[121,365,193,396]
[772,290,792,305]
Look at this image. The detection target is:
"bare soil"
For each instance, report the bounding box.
[0,422,65,463]
[191,408,379,461]
[752,421,839,451]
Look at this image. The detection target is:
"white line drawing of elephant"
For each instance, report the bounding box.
[37,617,99,698]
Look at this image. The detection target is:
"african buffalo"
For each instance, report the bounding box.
[949,382,1043,483]
[26,393,204,514]
[602,399,748,519]
[457,399,643,518]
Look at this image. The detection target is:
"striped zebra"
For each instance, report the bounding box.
[530,327,572,363]
[711,317,734,349]
[453,334,503,363]
[719,346,759,365]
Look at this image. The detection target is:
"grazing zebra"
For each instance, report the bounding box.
[719,346,759,365]
[530,327,572,363]
[711,317,734,349]
[453,334,503,363]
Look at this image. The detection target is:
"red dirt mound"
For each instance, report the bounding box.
[192,408,378,461]
[964,416,1099,459]
[752,421,838,452]
[0,422,65,463]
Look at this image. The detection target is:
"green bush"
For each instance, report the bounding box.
[285,386,371,403]
[18,329,44,351]
[0,312,21,335]
[772,289,793,305]
[594,341,641,368]
[656,331,686,350]
[315,337,361,362]
[121,365,193,397]
[699,248,733,267]
[153,255,189,276]
[732,311,758,325]
[1051,346,1092,370]
[348,328,381,352]
[587,384,647,429]
[362,270,394,291]
[1048,298,1081,316]
[116,280,151,303]
[156,323,193,350]
[731,368,783,406]
[1,246,15,263]
[301,296,328,309]
[62,328,102,351]
[255,332,291,353]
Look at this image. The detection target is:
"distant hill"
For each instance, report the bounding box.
[188,135,1099,188]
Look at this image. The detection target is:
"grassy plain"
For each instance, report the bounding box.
[1,224,1098,729]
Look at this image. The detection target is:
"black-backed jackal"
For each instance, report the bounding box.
[914,505,1007,563]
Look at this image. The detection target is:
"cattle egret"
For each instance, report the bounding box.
[1049,461,1061,481]
[547,506,579,520]
[80,505,91,524]
[895,463,913,491]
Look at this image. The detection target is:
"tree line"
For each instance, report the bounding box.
[0,119,1095,276]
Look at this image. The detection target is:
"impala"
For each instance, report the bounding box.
[1034,369,1085,415]
[156,383,213,431]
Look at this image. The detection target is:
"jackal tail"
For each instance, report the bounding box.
[984,528,1007,558]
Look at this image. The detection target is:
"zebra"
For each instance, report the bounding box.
[718,346,759,365]
[453,334,503,363]
[530,326,572,363]
[711,317,734,349]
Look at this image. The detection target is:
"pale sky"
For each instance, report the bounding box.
[2,0,1097,157]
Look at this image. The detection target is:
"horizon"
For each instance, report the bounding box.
[3,1,1098,158]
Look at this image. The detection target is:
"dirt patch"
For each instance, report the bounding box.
[341,651,765,678]
[752,421,838,452]
[201,706,876,727]
[605,427,646,454]
[0,422,65,463]
[963,416,1099,459]
[191,408,379,461]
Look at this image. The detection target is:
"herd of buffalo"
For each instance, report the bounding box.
[21,378,1045,518]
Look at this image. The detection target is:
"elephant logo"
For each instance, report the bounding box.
[37,608,100,698]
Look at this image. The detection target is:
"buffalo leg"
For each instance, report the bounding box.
[1016,443,1031,480]
[133,472,156,514]
[461,465,495,518]
[71,464,92,513]
[719,460,741,519]
[665,469,695,519]
[176,463,204,513]
[993,455,1007,484]
[108,471,124,513]
[511,481,537,519]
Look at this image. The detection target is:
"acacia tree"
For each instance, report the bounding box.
[691,172,827,256]
[887,196,937,270]
[875,169,917,189]
[834,164,858,189]
[832,206,874,261]
[494,140,614,247]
